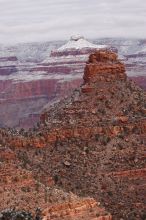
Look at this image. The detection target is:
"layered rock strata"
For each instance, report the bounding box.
[1,38,146,129]
[0,37,116,128]
[0,50,146,219]
[0,151,111,220]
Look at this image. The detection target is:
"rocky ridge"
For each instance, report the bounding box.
[0,156,111,220]
[0,37,108,128]
[0,50,146,219]
[0,38,146,129]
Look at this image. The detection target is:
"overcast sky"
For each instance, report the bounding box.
[0,0,146,44]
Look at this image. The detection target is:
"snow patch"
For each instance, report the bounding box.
[57,36,106,51]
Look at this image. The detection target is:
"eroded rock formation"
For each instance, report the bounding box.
[0,50,146,219]
[0,37,117,128]
[1,39,146,128]
[0,152,111,220]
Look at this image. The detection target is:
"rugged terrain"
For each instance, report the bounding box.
[0,159,110,220]
[0,36,107,128]
[0,37,146,128]
[0,50,146,219]
[94,38,146,90]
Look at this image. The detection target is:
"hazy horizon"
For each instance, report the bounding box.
[0,0,146,44]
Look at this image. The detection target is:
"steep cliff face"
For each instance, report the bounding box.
[0,38,145,129]
[0,50,145,219]
[0,37,108,128]
[93,38,146,92]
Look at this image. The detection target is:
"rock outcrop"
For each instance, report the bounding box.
[83,50,125,84]
[42,198,112,220]
[0,37,116,128]
[0,50,146,219]
[0,148,111,220]
[1,38,146,129]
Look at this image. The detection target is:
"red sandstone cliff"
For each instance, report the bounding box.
[0,37,117,128]
[0,50,146,219]
[0,38,146,129]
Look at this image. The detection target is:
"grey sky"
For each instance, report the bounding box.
[0,0,146,44]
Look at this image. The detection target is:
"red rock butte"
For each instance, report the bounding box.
[82,50,126,90]
[0,49,146,220]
